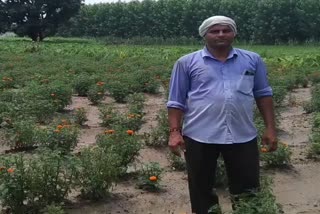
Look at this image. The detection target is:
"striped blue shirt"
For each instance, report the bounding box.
[167,47,272,144]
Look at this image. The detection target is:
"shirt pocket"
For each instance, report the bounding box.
[237,75,254,95]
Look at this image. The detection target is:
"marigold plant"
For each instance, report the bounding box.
[136,162,163,192]
[96,127,142,173]
[260,141,292,167]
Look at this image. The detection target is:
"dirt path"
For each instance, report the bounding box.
[273,87,320,214]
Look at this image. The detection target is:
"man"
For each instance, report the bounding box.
[167,16,277,214]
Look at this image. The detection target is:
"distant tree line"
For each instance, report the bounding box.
[57,0,320,44]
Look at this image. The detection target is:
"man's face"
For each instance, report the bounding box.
[204,24,235,49]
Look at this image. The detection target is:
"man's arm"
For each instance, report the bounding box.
[168,107,184,131]
[256,96,277,151]
[167,59,189,156]
[168,107,185,156]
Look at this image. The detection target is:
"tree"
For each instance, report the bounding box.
[2,0,83,41]
[0,1,9,33]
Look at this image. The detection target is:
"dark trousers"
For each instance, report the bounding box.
[183,136,260,214]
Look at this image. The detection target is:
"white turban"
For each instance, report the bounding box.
[199,15,237,37]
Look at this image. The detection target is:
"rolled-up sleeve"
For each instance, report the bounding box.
[253,56,273,98]
[166,60,190,111]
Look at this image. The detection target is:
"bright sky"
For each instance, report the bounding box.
[85,0,135,4]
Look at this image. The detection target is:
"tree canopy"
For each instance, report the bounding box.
[58,0,320,44]
[0,0,83,41]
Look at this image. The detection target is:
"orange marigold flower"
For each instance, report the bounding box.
[7,168,14,173]
[260,147,268,153]
[105,130,115,134]
[149,176,157,182]
[127,130,134,135]
[57,125,63,129]
[96,81,105,86]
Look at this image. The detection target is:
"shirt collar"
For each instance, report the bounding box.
[201,46,238,60]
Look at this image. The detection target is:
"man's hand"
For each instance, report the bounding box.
[168,131,185,156]
[261,128,277,152]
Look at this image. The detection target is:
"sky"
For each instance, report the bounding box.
[85,0,136,4]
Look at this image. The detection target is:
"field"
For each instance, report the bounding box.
[1,37,320,214]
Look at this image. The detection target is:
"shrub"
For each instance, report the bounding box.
[144,108,169,147]
[260,142,292,168]
[99,105,122,128]
[77,146,120,200]
[308,132,320,158]
[310,84,320,112]
[122,113,144,131]
[36,123,80,152]
[108,80,130,103]
[73,73,96,96]
[0,150,78,213]
[232,177,283,214]
[99,104,144,131]
[133,71,160,94]
[136,162,163,192]
[25,99,57,124]
[48,81,73,111]
[126,93,145,116]
[87,85,105,105]
[0,76,15,89]
[96,128,142,172]
[73,107,88,126]
[168,152,186,171]
[4,119,37,149]
[303,101,315,114]
[308,72,320,85]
